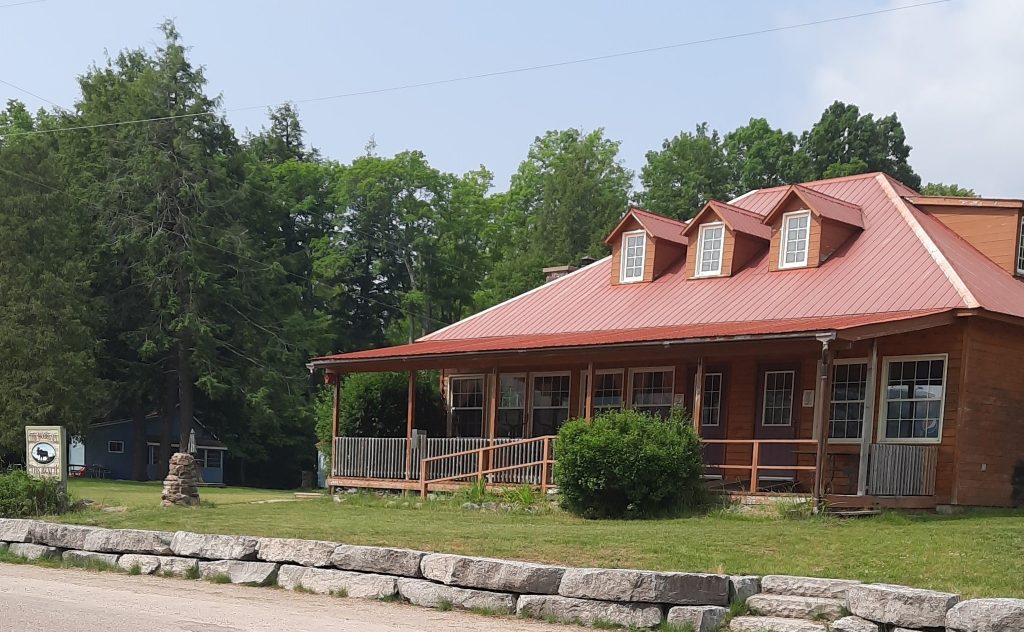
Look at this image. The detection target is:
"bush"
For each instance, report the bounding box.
[315,371,445,448]
[554,407,705,518]
[0,470,69,518]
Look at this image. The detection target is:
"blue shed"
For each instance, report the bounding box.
[84,412,227,484]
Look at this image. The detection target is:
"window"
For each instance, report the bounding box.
[203,449,223,469]
[701,372,724,427]
[449,376,485,437]
[532,374,570,436]
[761,370,795,426]
[497,375,526,438]
[147,445,158,465]
[696,222,724,277]
[630,368,674,418]
[1017,215,1024,275]
[779,210,810,268]
[830,361,867,440]
[107,440,124,454]
[581,370,624,413]
[620,231,646,283]
[881,356,946,442]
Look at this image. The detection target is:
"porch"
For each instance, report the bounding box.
[316,317,959,509]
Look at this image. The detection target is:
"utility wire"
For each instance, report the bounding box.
[0,0,47,8]
[0,0,951,138]
[0,78,68,111]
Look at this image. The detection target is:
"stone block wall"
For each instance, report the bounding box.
[0,518,1020,631]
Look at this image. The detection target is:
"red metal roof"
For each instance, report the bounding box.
[765,184,865,229]
[605,207,689,246]
[315,172,1024,367]
[684,200,771,240]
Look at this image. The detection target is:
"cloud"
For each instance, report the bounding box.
[805,0,1024,196]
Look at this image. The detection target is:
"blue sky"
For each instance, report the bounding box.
[1,0,1021,196]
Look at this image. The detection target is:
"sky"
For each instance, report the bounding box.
[1,0,1021,197]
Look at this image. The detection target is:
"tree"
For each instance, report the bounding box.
[800,101,921,188]
[638,123,732,219]
[920,182,977,197]
[0,101,104,451]
[723,118,813,193]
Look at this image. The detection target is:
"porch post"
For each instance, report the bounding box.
[692,357,705,432]
[328,371,342,489]
[857,339,879,495]
[812,336,835,509]
[584,362,595,421]
[405,371,416,480]
[488,368,498,441]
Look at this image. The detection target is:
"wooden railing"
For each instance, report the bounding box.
[418,435,556,497]
[702,439,819,493]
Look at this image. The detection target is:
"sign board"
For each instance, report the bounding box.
[25,425,66,487]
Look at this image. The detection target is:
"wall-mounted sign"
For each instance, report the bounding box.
[25,426,66,486]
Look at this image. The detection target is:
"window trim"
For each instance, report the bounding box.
[876,353,948,445]
[700,371,726,427]
[619,230,647,284]
[530,371,572,437]
[779,210,811,269]
[695,221,725,278]
[1016,215,1024,276]
[579,368,625,413]
[627,366,676,414]
[447,373,486,438]
[107,440,124,454]
[760,369,796,427]
[828,357,869,445]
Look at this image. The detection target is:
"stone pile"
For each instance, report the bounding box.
[2,518,1023,631]
[161,452,201,507]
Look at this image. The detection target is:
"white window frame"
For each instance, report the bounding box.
[1016,215,1024,275]
[695,222,725,278]
[579,369,625,413]
[828,358,868,444]
[107,440,124,454]
[619,230,647,283]
[761,370,796,427]
[779,210,811,269]
[701,371,724,427]
[627,366,676,415]
[447,374,486,437]
[877,354,948,445]
[530,371,572,437]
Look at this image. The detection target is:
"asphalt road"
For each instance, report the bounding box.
[0,563,565,632]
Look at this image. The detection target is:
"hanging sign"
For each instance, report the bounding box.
[25,426,67,486]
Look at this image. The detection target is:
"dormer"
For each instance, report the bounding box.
[605,208,688,285]
[763,185,864,271]
[681,200,770,278]
[905,195,1024,277]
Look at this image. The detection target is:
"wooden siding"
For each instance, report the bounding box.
[955,317,1024,506]
[732,233,765,272]
[819,217,858,262]
[654,240,686,278]
[609,218,684,285]
[921,206,1021,274]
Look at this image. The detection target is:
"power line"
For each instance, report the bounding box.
[0,0,47,8]
[0,0,951,138]
[0,78,67,110]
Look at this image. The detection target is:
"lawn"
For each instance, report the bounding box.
[47,480,1024,599]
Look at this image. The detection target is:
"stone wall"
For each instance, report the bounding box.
[0,519,1020,631]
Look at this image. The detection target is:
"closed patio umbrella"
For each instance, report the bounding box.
[187,428,197,455]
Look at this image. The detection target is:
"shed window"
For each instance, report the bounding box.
[830,361,867,440]
[630,368,674,418]
[696,223,724,277]
[780,210,810,268]
[881,356,945,442]
[450,376,485,437]
[202,448,223,469]
[497,375,526,438]
[620,231,646,283]
[148,445,158,465]
[701,372,724,427]
[1017,215,1024,275]
[532,374,570,436]
[761,370,795,426]
[107,440,124,454]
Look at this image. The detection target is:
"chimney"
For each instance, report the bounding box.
[542,265,578,283]
[579,256,597,268]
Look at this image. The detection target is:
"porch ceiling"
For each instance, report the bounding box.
[310,309,950,373]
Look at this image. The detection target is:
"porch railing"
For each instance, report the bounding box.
[333,437,410,480]
[867,444,938,496]
[702,439,819,494]
[418,435,556,497]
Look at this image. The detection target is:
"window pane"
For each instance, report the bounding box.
[499,375,526,409]
[205,449,222,469]
[829,362,867,439]
[701,373,723,427]
[698,224,723,275]
[882,358,945,439]
[762,370,794,426]
[593,372,623,410]
[781,212,809,267]
[622,233,646,281]
[533,375,570,435]
[632,369,674,417]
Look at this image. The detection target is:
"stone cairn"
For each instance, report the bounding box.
[161,452,201,508]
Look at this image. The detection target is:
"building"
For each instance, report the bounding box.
[310,172,1024,508]
[84,411,227,484]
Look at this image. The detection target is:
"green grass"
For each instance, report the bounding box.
[206,573,232,584]
[40,480,1024,598]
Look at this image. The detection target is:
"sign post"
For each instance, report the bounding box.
[25,426,67,490]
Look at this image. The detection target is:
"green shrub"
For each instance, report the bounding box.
[315,371,445,448]
[0,470,68,518]
[554,407,705,518]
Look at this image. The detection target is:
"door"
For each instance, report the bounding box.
[496,375,527,438]
[755,365,799,489]
[694,367,728,477]
[531,374,570,437]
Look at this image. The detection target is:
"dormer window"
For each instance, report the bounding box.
[696,222,724,277]
[1017,215,1024,275]
[780,210,811,269]
[620,230,646,283]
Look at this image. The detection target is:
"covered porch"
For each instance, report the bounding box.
[311,312,958,508]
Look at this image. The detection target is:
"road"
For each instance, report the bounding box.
[0,563,565,632]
